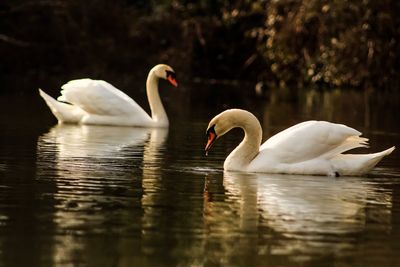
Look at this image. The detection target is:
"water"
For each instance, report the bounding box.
[0,87,399,266]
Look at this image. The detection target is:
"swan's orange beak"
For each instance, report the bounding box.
[167,76,178,87]
[205,131,217,156]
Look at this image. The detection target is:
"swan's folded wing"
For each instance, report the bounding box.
[58,79,151,118]
[258,121,364,163]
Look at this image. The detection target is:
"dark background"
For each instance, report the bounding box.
[1,0,400,96]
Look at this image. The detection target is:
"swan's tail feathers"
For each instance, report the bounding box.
[324,136,369,159]
[331,146,395,176]
[39,88,84,124]
[58,79,92,103]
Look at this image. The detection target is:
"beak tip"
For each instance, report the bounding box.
[167,77,178,87]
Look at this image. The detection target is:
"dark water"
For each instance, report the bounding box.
[0,86,400,266]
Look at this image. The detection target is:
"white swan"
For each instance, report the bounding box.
[205,109,395,176]
[38,64,177,127]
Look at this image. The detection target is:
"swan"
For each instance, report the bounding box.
[205,109,395,176]
[38,64,177,127]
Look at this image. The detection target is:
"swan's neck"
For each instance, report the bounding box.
[224,116,262,171]
[146,71,168,126]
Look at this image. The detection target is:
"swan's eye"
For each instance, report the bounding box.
[166,70,178,87]
[205,124,217,155]
[206,124,216,137]
[166,70,176,79]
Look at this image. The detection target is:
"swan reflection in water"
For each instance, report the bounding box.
[37,124,167,172]
[203,171,392,259]
[36,124,168,264]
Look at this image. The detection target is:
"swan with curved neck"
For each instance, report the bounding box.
[39,64,177,127]
[205,109,395,176]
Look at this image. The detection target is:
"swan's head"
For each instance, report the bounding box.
[205,109,244,155]
[152,64,178,87]
[205,109,261,155]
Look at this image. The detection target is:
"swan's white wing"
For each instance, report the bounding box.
[258,121,364,163]
[58,79,151,119]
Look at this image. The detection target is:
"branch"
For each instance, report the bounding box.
[0,34,30,47]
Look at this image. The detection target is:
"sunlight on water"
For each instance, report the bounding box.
[35,125,169,265]
[1,90,399,266]
[8,123,400,266]
[222,172,392,256]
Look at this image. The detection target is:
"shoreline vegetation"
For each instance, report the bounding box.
[1,0,400,94]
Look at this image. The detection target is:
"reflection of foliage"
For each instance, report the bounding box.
[255,0,400,89]
[1,0,399,93]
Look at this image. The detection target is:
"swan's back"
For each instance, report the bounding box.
[59,79,149,118]
[250,120,395,175]
[259,121,363,163]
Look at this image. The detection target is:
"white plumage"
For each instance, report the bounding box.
[39,64,177,127]
[205,109,395,176]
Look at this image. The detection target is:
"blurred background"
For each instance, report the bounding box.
[2,0,400,96]
[1,2,400,266]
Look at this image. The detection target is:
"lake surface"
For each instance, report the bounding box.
[0,85,399,266]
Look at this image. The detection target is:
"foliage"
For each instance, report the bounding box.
[1,0,399,93]
[254,0,400,89]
